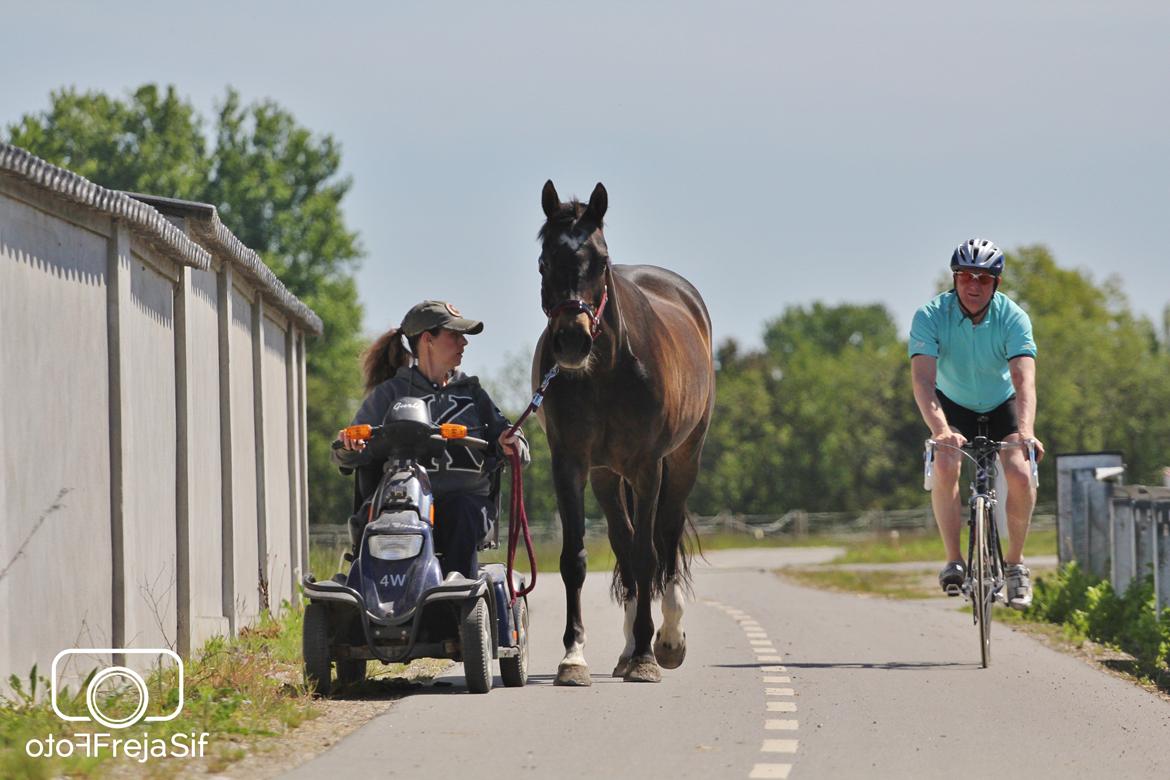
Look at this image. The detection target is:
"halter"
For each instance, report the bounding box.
[543,283,609,339]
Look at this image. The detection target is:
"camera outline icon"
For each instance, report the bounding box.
[51,648,185,730]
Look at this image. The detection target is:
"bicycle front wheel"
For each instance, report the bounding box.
[973,496,993,668]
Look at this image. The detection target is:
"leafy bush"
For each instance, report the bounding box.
[1029,564,1170,684]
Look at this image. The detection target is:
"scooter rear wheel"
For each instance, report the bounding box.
[303,602,333,696]
[461,597,493,693]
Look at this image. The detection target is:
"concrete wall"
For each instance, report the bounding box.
[0,145,319,683]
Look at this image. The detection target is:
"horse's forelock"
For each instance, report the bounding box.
[537,199,592,243]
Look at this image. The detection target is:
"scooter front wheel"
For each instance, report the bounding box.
[303,602,333,696]
[461,597,493,693]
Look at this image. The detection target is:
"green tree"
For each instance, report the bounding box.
[697,303,928,515]
[1000,246,1170,486]
[7,84,366,526]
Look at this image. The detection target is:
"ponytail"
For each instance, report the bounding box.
[362,327,412,392]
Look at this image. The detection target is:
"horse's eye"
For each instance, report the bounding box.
[537,255,546,274]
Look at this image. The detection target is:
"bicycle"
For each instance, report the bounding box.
[924,425,1038,668]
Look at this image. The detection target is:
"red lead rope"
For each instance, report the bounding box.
[501,364,559,603]
[504,446,537,603]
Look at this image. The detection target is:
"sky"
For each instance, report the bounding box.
[4,1,1168,383]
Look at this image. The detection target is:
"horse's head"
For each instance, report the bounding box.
[538,179,610,369]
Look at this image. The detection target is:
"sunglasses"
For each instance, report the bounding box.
[955,271,996,286]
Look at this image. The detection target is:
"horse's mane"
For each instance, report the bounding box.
[536,199,593,241]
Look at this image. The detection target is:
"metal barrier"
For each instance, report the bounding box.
[309,505,1058,549]
[1109,485,1170,613]
[1056,451,1170,613]
[1056,452,1125,577]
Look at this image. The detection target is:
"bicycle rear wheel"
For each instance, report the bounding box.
[973,496,993,668]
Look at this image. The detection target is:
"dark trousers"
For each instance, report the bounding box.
[432,493,494,578]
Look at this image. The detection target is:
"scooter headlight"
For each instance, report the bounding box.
[368,534,423,561]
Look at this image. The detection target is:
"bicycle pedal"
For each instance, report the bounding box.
[944,584,963,597]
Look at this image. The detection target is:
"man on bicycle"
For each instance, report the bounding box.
[909,239,1045,609]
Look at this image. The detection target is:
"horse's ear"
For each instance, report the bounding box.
[584,182,607,224]
[541,180,561,218]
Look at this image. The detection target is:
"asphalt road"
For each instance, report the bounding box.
[281,549,1170,779]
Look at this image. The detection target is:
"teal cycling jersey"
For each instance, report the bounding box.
[908,290,1037,413]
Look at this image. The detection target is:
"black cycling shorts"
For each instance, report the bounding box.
[935,390,1019,442]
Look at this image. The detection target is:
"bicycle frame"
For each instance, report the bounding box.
[923,427,1037,668]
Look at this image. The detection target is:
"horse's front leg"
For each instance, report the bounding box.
[625,460,663,682]
[552,453,591,686]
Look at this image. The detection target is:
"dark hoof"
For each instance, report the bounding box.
[555,664,592,687]
[623,655,662,683]
[612,656,631,677]
[654,630,687,670]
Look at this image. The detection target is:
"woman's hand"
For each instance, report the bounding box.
[498,429,519,456]
[337,428,367,452]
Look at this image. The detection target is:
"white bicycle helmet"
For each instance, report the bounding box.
[950,238,1005,277]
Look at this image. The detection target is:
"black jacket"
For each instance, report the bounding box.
[332,366,530,503]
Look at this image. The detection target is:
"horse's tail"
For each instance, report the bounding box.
[656,507,697,599]
[609,478,638,603]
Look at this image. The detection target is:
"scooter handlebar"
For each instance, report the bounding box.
[429,433,489,450]
[331,422,488,451]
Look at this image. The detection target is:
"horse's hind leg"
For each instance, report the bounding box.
[592,468,636,677]
[653,428,706,670]
[625,460,664,683]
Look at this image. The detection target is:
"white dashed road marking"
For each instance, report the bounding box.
[704,599,803,778]
[766,720,799,730]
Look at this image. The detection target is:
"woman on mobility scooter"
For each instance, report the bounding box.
[333,300,529,578]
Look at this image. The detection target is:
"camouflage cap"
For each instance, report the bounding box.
[400,300,484,337]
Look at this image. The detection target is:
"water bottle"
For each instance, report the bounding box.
[923,442,935,491]
[1028,441,1039,488]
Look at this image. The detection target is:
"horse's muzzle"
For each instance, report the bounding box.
[551,322,594,368]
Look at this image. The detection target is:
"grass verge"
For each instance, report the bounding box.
[0,606,315,779]
[831,527,1056,564]
[0,601,449,779]
[781,568,938,600]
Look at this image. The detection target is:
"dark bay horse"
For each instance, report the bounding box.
[533,180,715,685]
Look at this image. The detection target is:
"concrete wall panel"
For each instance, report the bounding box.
[229,285,260,621]
[261,314,293,606]
[182,267,227,646]
[0,190,114,677]
[118,251,178,651]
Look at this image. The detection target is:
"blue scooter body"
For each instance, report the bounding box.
[303,404,527,672]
